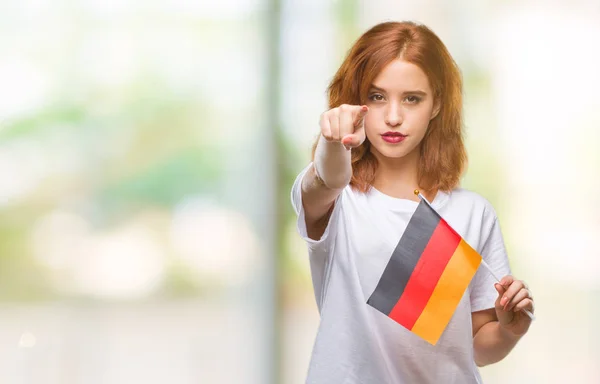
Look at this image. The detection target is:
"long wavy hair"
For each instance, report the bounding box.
[312,21,466,194]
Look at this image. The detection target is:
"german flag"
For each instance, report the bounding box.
[367,199,482,345]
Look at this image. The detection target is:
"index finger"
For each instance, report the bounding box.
[499,275,514,288]
[353,105,369,127]
[500,280,525,309]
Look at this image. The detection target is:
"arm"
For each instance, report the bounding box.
[472,309,521,366]
[471,276,534,367]
[302,105,368,240]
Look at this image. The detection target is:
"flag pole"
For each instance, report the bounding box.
[414,190,535,321]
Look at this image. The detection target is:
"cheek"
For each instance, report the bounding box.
[364,113,378,133]
[419,101,436,119]
[408,105,435,127]
[365,111,378,124]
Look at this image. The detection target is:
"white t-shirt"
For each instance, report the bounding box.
[291,163,511,384]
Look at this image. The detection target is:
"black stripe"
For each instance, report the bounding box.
[367,201,440,315]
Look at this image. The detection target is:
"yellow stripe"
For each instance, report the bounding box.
[411,239,482,345]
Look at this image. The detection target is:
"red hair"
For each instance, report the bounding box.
[312,21,466,194]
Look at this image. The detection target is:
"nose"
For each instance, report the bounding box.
[385,103,402,127]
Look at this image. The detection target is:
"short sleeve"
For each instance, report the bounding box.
[470,208,512,312]
[290,163,343,253]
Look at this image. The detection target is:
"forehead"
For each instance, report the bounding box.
[371,59,431,92]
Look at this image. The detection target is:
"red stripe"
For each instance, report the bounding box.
[389,219,461,329]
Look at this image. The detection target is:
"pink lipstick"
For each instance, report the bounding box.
[381,131,407,144]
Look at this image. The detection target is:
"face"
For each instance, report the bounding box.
[364,59,439,160]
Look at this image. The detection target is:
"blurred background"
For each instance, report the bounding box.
[0,0,598,383]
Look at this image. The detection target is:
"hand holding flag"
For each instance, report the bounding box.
[366,189,534,345]
[411,190,535,324]
[494,276,535,336]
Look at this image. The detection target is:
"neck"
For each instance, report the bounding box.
[371,145,431,202]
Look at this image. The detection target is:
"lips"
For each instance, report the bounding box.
[381,131,407,144]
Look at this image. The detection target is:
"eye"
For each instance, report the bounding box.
[405,95,422,104]
[368,93,385,102]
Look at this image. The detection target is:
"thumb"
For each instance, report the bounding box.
[494,283,505,306]
[342,130,365,149]
[494,282,514,325]
[494,283,504,294]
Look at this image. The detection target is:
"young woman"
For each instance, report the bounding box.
[290,21,534,383]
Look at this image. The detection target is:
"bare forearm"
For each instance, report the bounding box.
[473,320,522,367]
[313,134,352,189]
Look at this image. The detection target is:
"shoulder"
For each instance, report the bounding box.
[444,188,506,253]
[446,188,499,220]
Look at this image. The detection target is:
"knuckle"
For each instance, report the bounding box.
[324,108,338,119]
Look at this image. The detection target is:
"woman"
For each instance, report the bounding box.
[290,21,534,383]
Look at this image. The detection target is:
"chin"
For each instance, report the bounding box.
[370,142,414,160]
[382,150,410,159]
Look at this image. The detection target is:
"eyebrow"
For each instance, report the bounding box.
[369,85,427,96]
